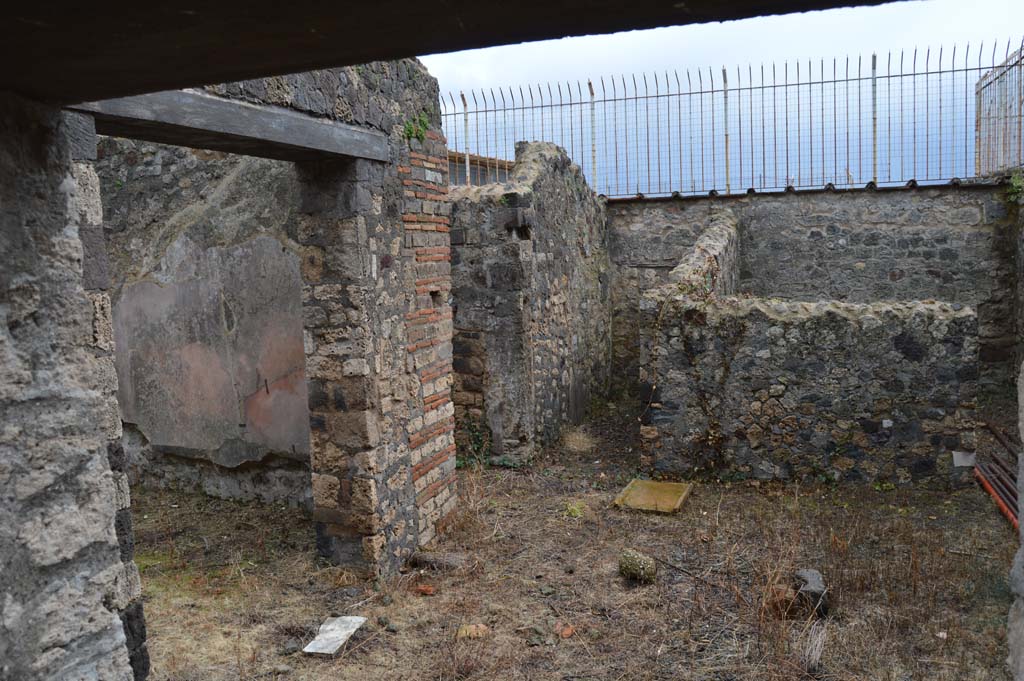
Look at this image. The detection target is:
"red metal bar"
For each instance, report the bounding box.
[975,465,1019,530]
[984,462,1019,508]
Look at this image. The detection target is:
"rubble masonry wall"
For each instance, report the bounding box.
[449,143,611,463]
[638,208,980,485]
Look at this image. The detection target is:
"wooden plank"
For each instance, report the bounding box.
[69,90,388,162]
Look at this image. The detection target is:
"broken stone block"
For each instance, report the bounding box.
[619,548,657,584]
[795,568,829,617]
[302,616,367,656]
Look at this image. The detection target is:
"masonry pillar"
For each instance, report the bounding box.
[68,111,150,679]
[297,157,395,572]
[401,131,458,548]
[0,95,137,680]
[297,121,456,576]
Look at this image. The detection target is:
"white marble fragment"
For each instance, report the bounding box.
[302,616,367,656]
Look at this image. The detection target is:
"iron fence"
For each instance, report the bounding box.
[978,45,1024,176]
[441,38,1024,197]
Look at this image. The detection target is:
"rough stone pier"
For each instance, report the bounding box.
[449,142,611,464]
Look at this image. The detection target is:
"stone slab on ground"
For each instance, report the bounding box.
[613,479,693,513]
[302,616,367,656]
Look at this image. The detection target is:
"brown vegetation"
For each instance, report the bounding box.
[134,412,1014,680]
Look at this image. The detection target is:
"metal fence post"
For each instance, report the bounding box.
[723,67,730,194]
[588,79,596,188]
[1018,39,1024,168]
[871,53,878,183]
[460,91,470,186]
[975,45,983,176]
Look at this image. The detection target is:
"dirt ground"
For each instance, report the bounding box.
[133,407,1017,681]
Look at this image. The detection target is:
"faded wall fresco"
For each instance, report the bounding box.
[112,236,310,462]
[97,139,312,505]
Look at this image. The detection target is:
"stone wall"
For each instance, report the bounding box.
[450,143,611,463]
[94,59,455,574]
[1,95,140,680]
[215,60,456,570]
[638,207,980,484]
[608,199,710,382]
[642,297,979,483]
[611,186,1017,396]
[663,209,739,298]
[1009,182,1024,679]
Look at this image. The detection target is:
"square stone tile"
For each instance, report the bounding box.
[613,478,693,513]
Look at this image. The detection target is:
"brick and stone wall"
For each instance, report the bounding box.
[638,207,980,485]
[1,96,141,681]
[611,186,1016,396]
[96,60,456,574]
[449,143,611,464]
[212,61,456,572]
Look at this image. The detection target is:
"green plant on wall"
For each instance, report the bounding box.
[457,416,492,469]
[1007,169,1024,204]
[402,111,432,143]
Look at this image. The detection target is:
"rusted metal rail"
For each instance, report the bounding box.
[976,421,1020,530]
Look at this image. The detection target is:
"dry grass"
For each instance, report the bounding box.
[133,413,1016,681]
[560,425,598,455]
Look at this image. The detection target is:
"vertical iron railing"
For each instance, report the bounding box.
[441,38,1024,197]
[977,41,1024,176]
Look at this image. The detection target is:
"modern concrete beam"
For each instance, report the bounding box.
[70,90,389,162]
[3,1,894,104]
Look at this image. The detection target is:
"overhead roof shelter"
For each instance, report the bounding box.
[2,1,890,104]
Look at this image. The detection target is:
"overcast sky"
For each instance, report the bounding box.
[421,0,1024,98]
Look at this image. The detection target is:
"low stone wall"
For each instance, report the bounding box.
[638,207,979,484]
[611,186,1017,396]
[450,143,611,463]
[664,209,739,298]
[642,295,979,483]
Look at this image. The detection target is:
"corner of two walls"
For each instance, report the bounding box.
[616,188,1015,484]
[608,200,718,393]
[97,138,313,508]
[449,142,612,465]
